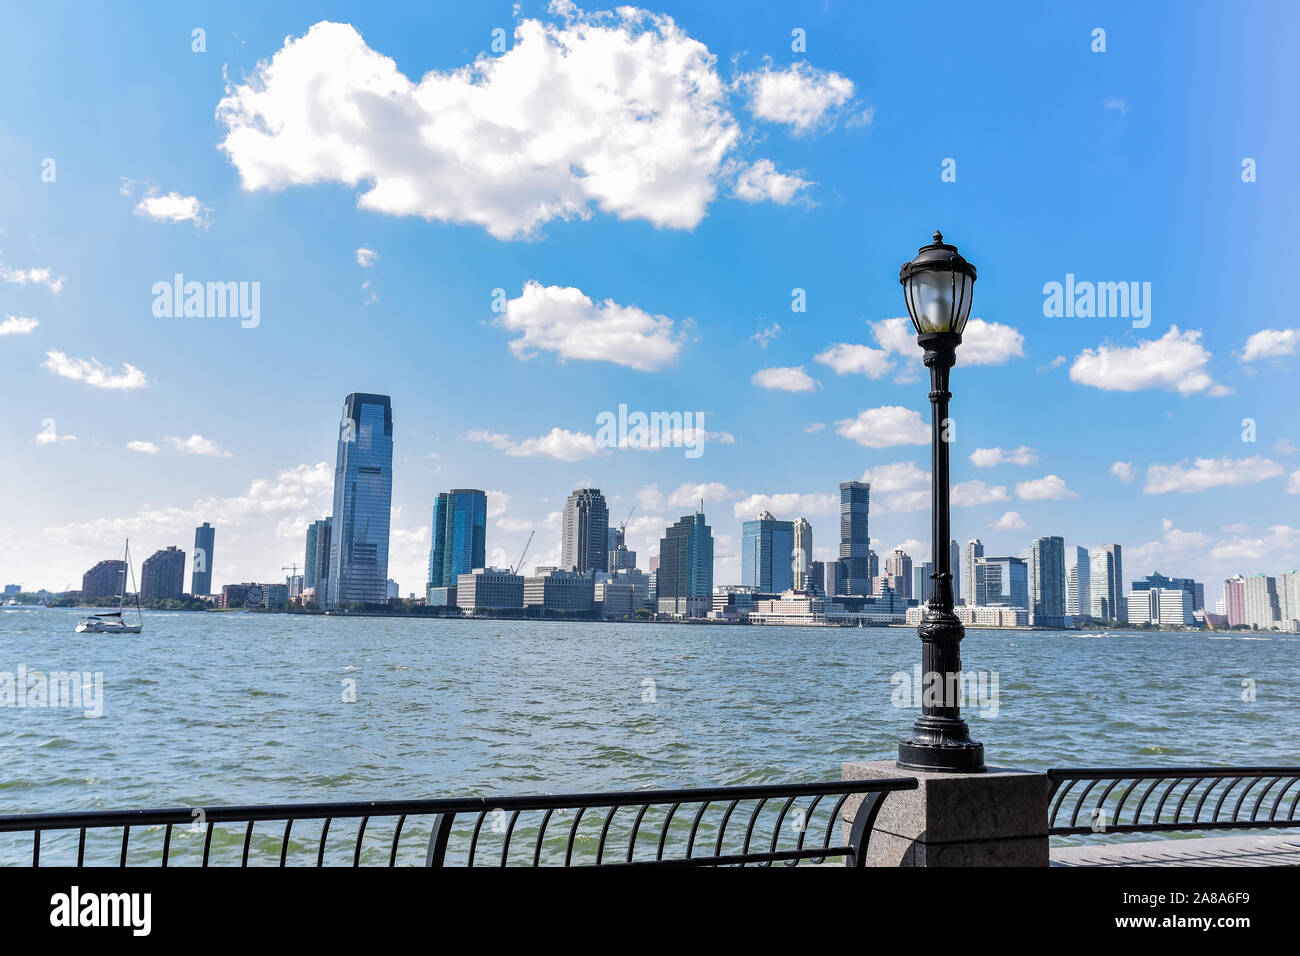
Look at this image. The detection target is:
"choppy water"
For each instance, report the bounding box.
[1,607,1296,817]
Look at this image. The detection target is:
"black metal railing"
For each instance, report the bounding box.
[0,778,916,867]
[1047,767,1300,836]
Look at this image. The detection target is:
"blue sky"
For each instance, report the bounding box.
[2,0,1298,597]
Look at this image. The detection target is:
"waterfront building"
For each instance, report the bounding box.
[912,561,934,606]
[741,511,795,593]
[1223,575,1246,627]
[326,393,394,609]
[595,581,636,618]
[885,549,913,600]
[1242,574,1281,629]
[287,575,304,600]
[792,517,812,591]
[1131,572,1204,612]
[140,546,186,600]
[456,568,524,612]
[426,587,456,607]
[963,539,984,606]
[950,540,962,605]
[220,583,289,610]
[304,519,329,594]
[657,510,714,617]
[2,585,19,597]
[908,604,1029,628]
[747,590,907,626]
[1029,535,1068,627]
[1278,571,1300,632]
[1126,588,1195,627]
[81,559,125,599]
[524,568,595,613]
[386,579,399,599]
[837,481,870,596]
[1066,545,1091,619]
[809,560,825,596]
[822,560,841,598]
[311,518,332,605]
[428,489,487,589]
[191,522,215,596]
[561,488,609,573]
[978,556,1029,609]
[1089,544,1125,622]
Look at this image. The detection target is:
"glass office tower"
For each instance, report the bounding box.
[838,480,870,596]
[428,489,487,588]
[191,522,215,596]
[741,510,795,593]
[326,393,393,608]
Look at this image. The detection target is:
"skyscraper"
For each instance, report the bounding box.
[980,556,1029,608]
[742,511,795,592]
[838,480,870,596]
[963,539,984,606]
[326,392,394,609]
[950,540,962,605]
[1278,571,1300,632]
[912,561,934,605]
[657,509,713,617]
[885,548,913,600]
[1089,544,1125,622]
[81,559,125,599]
[561,487,609,573]
[428,489,487,588]
[304,518,329,594]
[791,518,812,591]
[140,546,186,600]
[1066,545,1091,618]
[192,522,215,596]
[1029,535,1067,627]
[1223,575,1246,627]
[1242,575,1281,629]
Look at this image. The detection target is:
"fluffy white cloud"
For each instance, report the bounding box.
[499,281,685,371]
[467,426,603,461]
[1241,328,1299,362]
[739,60,856,134]
[126,440,160,454]
[1015,474,1078,500]
[969,446,1038,468]
[216,13,813,240]
[166,434,232,457]
[861,461,930,492]
[731,159,811,204]
[1143,456,1283,494]
[0,263,64,293]
[355,247,378,267]
[834,406,928,448]
[134,190,211,226]
[752,365,818,392]
[991,511,1025,530]
[1110,461,1135,483]
[639,481,737,511]
[1,315,38,335]
[860,316,1023,377]
[1127,518,1213,568]
[1210,524,1300,564]
[731,492,837,519]
[814,343,892,379]
[951,480,1008,507]
[43,350,147,390]
[750,322,781,348]
[1069,326,1224,395]
[803,422,825,433]
[882,490,929,513]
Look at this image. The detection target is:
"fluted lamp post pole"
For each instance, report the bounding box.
[896,231,985,773]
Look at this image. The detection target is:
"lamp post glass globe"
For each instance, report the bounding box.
[900,230,977,337]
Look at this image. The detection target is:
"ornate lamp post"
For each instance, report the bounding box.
[897,231,985,773]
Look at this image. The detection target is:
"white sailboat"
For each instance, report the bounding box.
[76,539,143,634]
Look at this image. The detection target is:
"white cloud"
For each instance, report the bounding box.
[814,343,892,379]
[882,490,929,513]
[134,190,211,227]
[834,406,928,448]
[639,481,737,511]
[1,315,39,335]
[951,480,1008,507]
[1110,461,1135,483]
[126,440,160,454]
[1290,470,1300,495]
[165,434,233,457]
[1103,97,1127,116]
[861,461,930,492]
[1143,456,1284,494]
[731,159,812,204]
[750,322,781,348]
[861,316,1023,379]
[34,428,76,446]
[216,13,813,239]
[499,281,685,372]
[738,60,856,134]
[1210,524,1300,564]
[752,365,818,392]
[991,511,1025,530]
[0,263,64,293]
[1069,326,1224,395]
[803,422,825,433]
[1127,520,1213,569]
[355,247,378,268]
[43,350,148,390]
[969,446,1038,468]
[1015,474,1078,500]
[1039,355,1066,371]
[1241,328,1299,362]
[731,491,837,519]
[467,426,603,461]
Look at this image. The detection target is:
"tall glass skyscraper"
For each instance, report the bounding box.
[742,510,795,592]
[657,510,713,617]
[429,489,487,588]
[1029,535,1067,627]
[1089,544,1125,622]
[838,480,870,596]
[191,522,215,596]
[326,393,393,609]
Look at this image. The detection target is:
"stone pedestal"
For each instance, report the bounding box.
[842,760,1049,866]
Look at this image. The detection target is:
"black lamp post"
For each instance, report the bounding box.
[896,231,985,773]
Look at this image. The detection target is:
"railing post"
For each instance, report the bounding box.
[425,813,454,867]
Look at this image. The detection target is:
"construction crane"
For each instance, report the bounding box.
[618,505,635,536]
[511,530,536,575]
[281,563,300,579]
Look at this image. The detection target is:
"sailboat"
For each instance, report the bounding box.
[76,539,143,634]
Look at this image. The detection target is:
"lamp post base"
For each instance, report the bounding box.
[898,715,986,773]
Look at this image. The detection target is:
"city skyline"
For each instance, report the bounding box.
[3,2,1300,598]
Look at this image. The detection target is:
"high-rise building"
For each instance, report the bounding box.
[867,548,879,583]
[792,518,812,591]
[1131,572,1204,613]
[561,488,609,574]
[428,489,487,588]
[1029,535,1067,627]
[1242,575,1281,629]
[949,540,962,605]
[963,539,984,606]
[191,522,215,596]
[607,522,637,570]
[838,481,870,596]
[809,560,825,596]
[1066,545,1091,619]
[742,511,795,592]
[885,549,913,600]
[912,561,934,605]
[81,559,125,599]
[657,509,713,617]
[140,546,186,600]
[1278,571,1300,632]
[1089,544,1125,622]
[822,559,841,598]
[1223,575,1246,627]
[326,393,394,609]
[304,518,330,594]
[979,556,1029,608]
